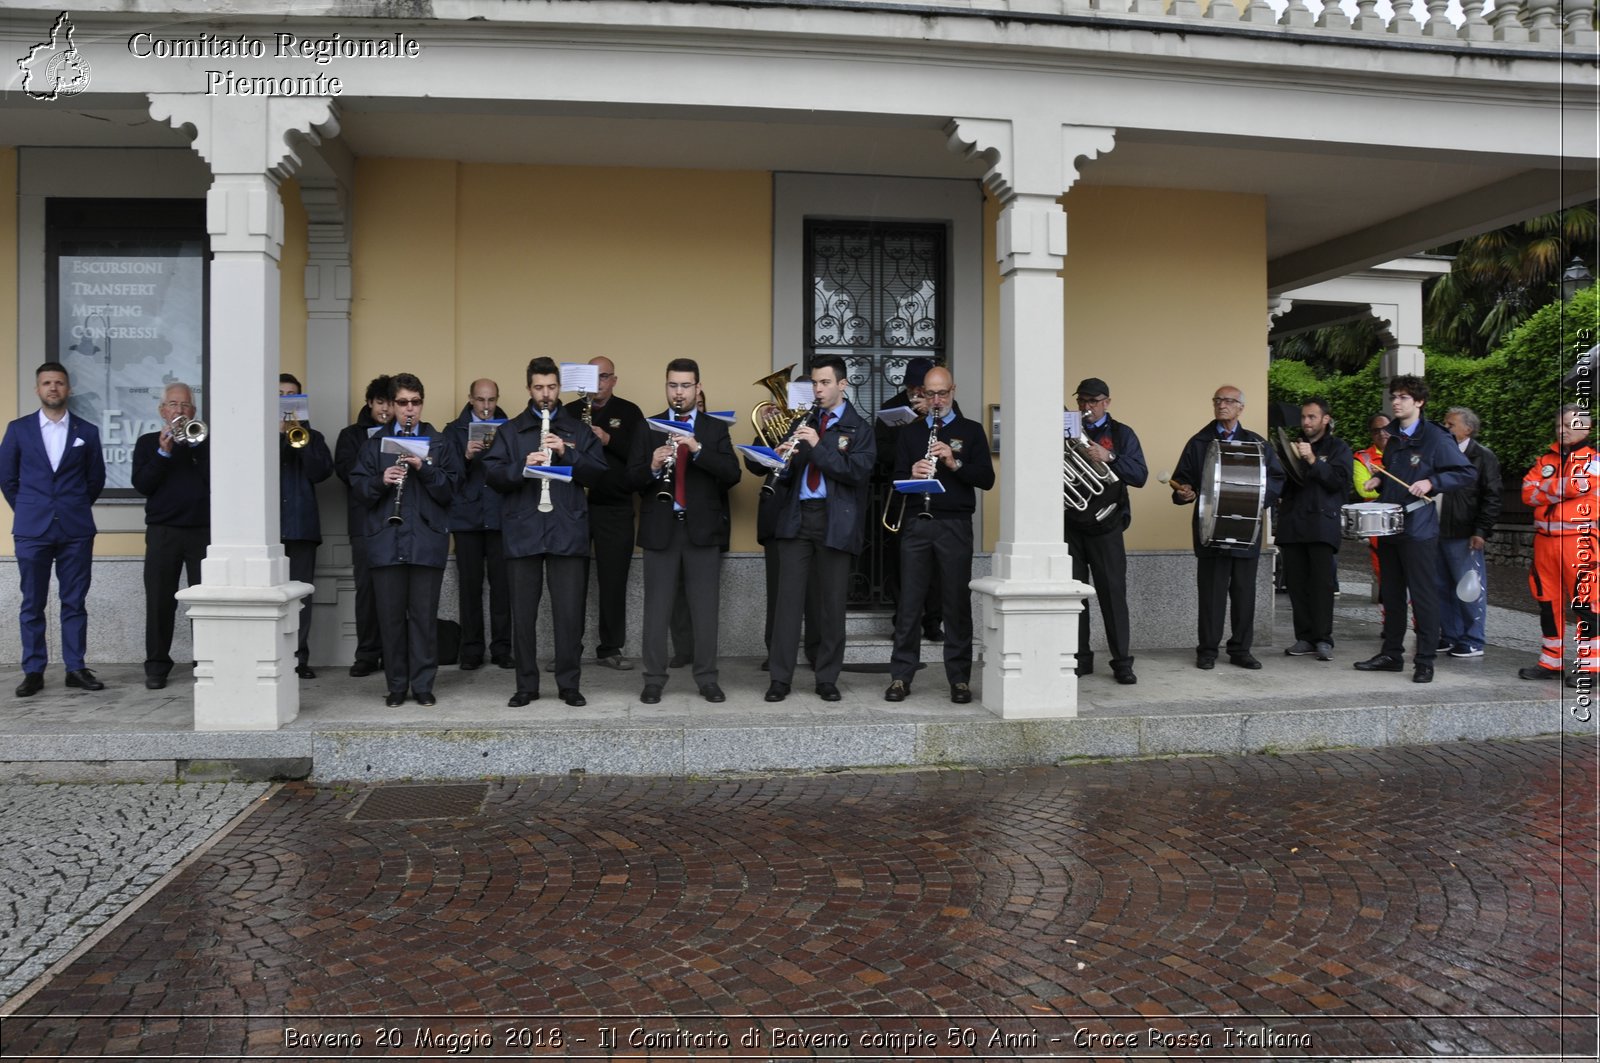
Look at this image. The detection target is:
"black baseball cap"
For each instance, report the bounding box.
[1075,377,1110,398]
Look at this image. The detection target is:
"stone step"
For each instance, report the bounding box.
[842,635,984,664]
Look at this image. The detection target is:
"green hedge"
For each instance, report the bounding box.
[1269,285,1599,480]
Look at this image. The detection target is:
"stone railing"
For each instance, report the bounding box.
[785,0,1598,48]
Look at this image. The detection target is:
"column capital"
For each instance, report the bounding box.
[147,94,341,180]
[945,117,1115,202]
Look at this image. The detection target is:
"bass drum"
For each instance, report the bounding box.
[1197,439,1267,548]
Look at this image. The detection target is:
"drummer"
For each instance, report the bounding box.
[1352,375,1476,684]
[1277,398,1353,662]
[1170,385,1285,670]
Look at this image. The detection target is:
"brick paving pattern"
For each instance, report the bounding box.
[0,739,1592,1059]
[0,782,267,1004]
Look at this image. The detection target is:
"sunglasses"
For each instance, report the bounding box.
[393,398,423,407]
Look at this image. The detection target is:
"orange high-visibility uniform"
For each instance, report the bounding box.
[1354,445,1385,585]
[1524,442,1599,674]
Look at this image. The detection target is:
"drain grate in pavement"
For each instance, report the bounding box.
[349,784,488,821]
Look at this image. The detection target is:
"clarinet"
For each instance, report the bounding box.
[386,456,408,526]
[537,406,554,514]
[761,406,819,496]
[656,397,686,504]
[917,405,941,521]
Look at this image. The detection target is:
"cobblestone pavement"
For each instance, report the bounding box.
[0,739,1593,1060]
[0,783,268,1005]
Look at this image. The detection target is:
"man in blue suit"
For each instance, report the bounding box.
[0,362,107,696]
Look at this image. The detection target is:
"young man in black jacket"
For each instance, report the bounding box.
[333,375,393,677]
[277,374,334,679]
[1276,398,1353,663]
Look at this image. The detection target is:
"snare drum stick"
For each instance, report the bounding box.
[1372,463,1441,506]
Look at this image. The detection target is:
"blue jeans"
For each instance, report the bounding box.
[1436,536,1487,651]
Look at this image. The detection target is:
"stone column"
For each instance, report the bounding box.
[947,119,1114,720]
[299,180,355,668]
[148,94,340,730]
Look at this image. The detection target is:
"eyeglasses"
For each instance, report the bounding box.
[393,398,423,407]
[598,372,616,380]
[924,389,953,400]
[161,401,195,411]
[1212,397,1242,406]
[1076,395,1109,405]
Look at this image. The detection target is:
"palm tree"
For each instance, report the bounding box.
[1425,203,1598,357]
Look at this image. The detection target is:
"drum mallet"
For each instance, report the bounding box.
[1370,463,1441,511]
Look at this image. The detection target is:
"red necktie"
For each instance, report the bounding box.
[674,417,691,508]
[806,411,834,490]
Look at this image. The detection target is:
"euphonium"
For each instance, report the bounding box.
[1063,421,1119,524]
[167,413,207,446]
[537,406,554,514]
[386,456,408,526]
[751,364,805,449]
[284,412,310,449]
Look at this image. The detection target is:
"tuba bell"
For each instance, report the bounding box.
[751,364,807,449]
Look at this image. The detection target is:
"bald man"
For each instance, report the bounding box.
[564,356,645,668]
[444,378,512,670]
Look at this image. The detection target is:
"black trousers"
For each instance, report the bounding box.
[1377,536,1442,665]
[454,529,511,660]
[509,554,587,695]
[1064,523,1132,670]
[371,564,444,696]
[1281,540,1337,647]
[284,539,318,666]
[770,502,850,686]
[1196,553,1259,659]
[890,516,974,685]
[144,523,208,678]
[758,543,819,662]
[643,522,722,687]
[587,503,635,658]
[349,529,383,666]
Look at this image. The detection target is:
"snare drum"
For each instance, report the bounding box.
[1340,502,1404,539]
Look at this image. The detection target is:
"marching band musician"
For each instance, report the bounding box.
[334,375,393,677]
[1064,377,1148,686]
[881,366,994,704]
[628,360,742,704]
[764,355,876,703]
[277,374,334,680]
[1353,413,1391,603]
[1276,398,1353,663]
[443,379,514,671]
[563,356,644,671]
[1170,385,1285,671]
[1517,404,1596,688]
[349,373,462,707]
[482,357,606,709]
[1352,375,1475,684]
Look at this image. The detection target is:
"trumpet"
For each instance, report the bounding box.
[283,412,310,449]
[537,406,554,514]
[167,413,207,447]
[883,405,941,533]
[386,455,408,526]
[1063,425,1120,524]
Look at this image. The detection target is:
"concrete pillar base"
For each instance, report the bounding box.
[972,572,1093,720]
[178,581,314,730]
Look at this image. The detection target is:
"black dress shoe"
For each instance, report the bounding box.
[922,625,944,643]
[758,657,770,671]
[764,681,790,702]
[668,654,691,669]
[1285,640,1316,656]
[64,668,104,691]
[507,690,539,707]
[491,654,516,670]
[950,682,973,704]
[1354,654,1405,672]
[15,672,43,698]
[559,688,586,707]
[1074,657,1094,677]
[295,664,316,680]
[459,656,484,671]
[414,692,437,706]
[884,679,908,702]
[1518,666,1563,681]
[349,659,380,677]
[640,684,663,704]
[1113,669,1137,686]
[699,683,726,703]
[144,675,167,691]
[1228,654,1262,670]
[1412,665,1433,684]
[385,692,406,707]
[815,682,841,701]
[1196,657,1216,670]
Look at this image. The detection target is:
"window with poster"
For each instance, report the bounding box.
[45,199,208,497]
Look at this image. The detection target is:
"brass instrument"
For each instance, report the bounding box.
[386,455,408,526]
[537,406,554,514]
[1063,418,1120,524]
[751,364,806,449]
[167,413,207,446]
[763,405,818,497]
[283,412,310,449]
[883,405,941,533]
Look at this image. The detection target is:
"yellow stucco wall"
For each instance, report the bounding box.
[280,177,308,388]
[352,159,773,549]
[981,185,1268,552]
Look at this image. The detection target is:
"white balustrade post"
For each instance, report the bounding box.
[1457,0,1493,39]
[1387,0,1423,33]
[1421,0,1454,35]
[1525,0,1563,40]
[1316,0,1353,30]
[1491,0,1532,41]
[947,119,1112,720]
[148,94,339,730]
[1352,0,1387,32]
[1566,0,1599,44]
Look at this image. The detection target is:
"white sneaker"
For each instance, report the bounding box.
[1449,645,1485,658]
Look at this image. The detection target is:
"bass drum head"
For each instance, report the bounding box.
[1198,439,1267,548]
